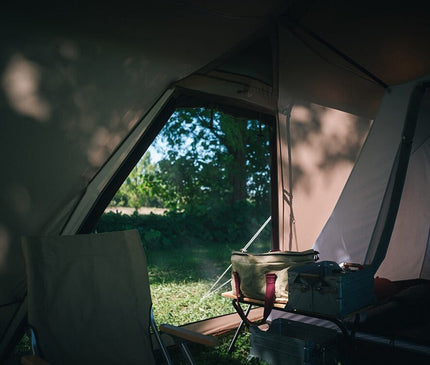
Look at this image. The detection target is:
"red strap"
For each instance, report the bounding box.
[233,271,241,300]
[232,271,277,325]
[232,271,252,325]
[263,273,276,320]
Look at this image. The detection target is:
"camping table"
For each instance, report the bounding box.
[221,291,361,353]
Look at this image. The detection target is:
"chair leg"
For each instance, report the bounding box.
[180,341,196,365]
[150,309,173,365]
[228,304,252,353]
[29,327,40,356]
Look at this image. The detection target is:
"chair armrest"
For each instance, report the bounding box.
[21,355,51,365]
[159,324,219,347]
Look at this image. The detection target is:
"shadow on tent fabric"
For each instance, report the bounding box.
[20,230,217,365]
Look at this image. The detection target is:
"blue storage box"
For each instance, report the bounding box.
[286,261,376,318]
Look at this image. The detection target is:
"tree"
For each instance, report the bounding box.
[152,108,272,213]
[111,152,164,209]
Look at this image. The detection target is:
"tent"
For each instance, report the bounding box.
[2,0,430,359]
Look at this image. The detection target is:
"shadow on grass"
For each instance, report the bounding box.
[147,243,233,284]
[146,240,269,284]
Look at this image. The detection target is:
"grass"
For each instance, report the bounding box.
[147,243,236,326]
[146,241,269,364]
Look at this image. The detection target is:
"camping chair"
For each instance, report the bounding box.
[20,229,218,365]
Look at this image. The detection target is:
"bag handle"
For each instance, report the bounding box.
[263,273,276,319]
[232,271,276,326]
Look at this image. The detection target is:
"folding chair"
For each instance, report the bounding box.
[20,230,217,365]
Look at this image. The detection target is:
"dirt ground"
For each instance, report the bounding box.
[104,206,167,215]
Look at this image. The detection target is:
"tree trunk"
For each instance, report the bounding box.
[230,148,247,203]
[221,116,249,205]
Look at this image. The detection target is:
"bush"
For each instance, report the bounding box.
[95,202,270,250]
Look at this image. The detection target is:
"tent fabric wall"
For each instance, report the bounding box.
[314,77,430,279]
[62,89,176,235]
[314,79,422,266]
[276,103,372,252]
[375,89,430,281]
[292,1,430,91]
[277,20,384,119]
[276,112,293,251]
[376,139,430,280]
[421,233,430,279]
[175,71,276,115]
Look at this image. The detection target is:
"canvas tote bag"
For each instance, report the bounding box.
[231,249,318,323]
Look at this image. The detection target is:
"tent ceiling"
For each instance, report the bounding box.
[296,2,430,87]
[214,37,274,86]
[176,1,430,119]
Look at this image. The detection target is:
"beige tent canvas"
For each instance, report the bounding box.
[2,0,430,360]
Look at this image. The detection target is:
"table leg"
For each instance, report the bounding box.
[228,302,252,353]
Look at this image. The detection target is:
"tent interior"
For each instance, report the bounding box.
[2,0,430,362]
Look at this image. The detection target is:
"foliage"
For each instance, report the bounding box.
[108,108,272,250]
[96,203,271,251]
[150,108,272,213]
[110,152,164,209]
[109,107,271,229]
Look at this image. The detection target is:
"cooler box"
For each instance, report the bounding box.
[286,261,376,318]
[249,318,339,365]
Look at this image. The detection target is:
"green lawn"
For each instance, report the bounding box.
[147,243,235,325]
[147,242,264,364]
[147,237,274,364]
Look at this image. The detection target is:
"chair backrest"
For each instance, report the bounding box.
[22,230,156,365]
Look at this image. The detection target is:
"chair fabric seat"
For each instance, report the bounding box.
[22,230,156,365]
